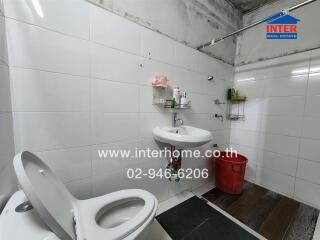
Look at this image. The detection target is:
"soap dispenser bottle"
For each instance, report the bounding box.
[180,91,188,105]
[172,87,181,108]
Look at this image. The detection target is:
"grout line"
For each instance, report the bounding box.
[201,196,267,240]
[88,7,94,198]
[6,16,90,41]
[293,52,312,199]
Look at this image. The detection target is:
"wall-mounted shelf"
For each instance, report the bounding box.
[152,82,191,109]
[152,85,172,105]
[226,89,246,121]
[164,102,191,109]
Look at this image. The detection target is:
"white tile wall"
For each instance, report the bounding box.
[0,8,16,208]
[6,19,90,76]
[0,64,10,112]
[37,147,92,183]
[0,113,14,169]
[90,5,141,55]
[13,112,91,152]
[3,1,233,202]
[11,68,90,112]
[91,43,140,84]
[3,0,90,39]
[0,0,3,16]
[233,49,320,208]
[256,167,295,196]
[141,28,175,65]
[0,16,8,64]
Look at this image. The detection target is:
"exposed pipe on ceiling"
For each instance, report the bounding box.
[197,0,318,50]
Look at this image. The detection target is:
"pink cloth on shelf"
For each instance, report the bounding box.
[152,75,171,87]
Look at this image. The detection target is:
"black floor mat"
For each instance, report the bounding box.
[157,196,259,240]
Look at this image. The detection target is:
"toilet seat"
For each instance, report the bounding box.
[13,151,157,240]
[76,189,155,240]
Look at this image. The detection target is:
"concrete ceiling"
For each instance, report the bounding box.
[227,0,278,13]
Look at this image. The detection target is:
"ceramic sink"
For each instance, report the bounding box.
[153,125,212,148]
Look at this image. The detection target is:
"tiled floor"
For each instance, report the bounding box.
[157,196,259,240]
[203,182,320,240]
[146,220,172,240]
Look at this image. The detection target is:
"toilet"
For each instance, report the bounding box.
[0,151,157,240]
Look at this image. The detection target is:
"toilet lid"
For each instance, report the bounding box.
[13,151,76,240]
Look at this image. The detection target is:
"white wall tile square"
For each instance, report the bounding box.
[91,79,139,113]
[243,99,265,116]
[11,67,90,112]
[141,28,175,65]
[211,129,231,147]
[263,96,305,116]
[188,93,214,114]
[0,113,14,165]
[0,0,3,16]
[91,112,139,144]
[294,179,320,208]
[13,112,91,152]
[256,167,295,196]
[3,0,90,39]
[91,43,140,84]
[0,64,11,112]
[6,19,90,76]
[305,95,320,116]
[307,73,320,95]
[36,147,91,183]
[310,49,320,74]
[260,115,303,137]
[90,4,141,55]
[259,133,300,157]
[230,129,260,148]
[0,16,8,64]
[302,116,320,139]
[174,42,199,71]
[297,159,320,185]
[299,138,320,162]
[258,151,298,176]
[264,75,308,97]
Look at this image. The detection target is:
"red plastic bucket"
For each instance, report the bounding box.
[214,152,248,194]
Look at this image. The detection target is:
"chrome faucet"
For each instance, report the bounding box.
[172,112,183,127]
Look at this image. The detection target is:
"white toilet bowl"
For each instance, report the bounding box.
[10,151,158,240]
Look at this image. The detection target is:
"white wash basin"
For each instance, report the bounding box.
[153,125,212,148]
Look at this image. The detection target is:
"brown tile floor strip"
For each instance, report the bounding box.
[203,182,253,209]
[226,185,268,221]
[283,204,319,240]
[241,191,281,231]
[258,197,300,240]
[202,182,320,240]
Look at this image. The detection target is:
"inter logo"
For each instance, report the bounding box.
[265,12,300,40]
